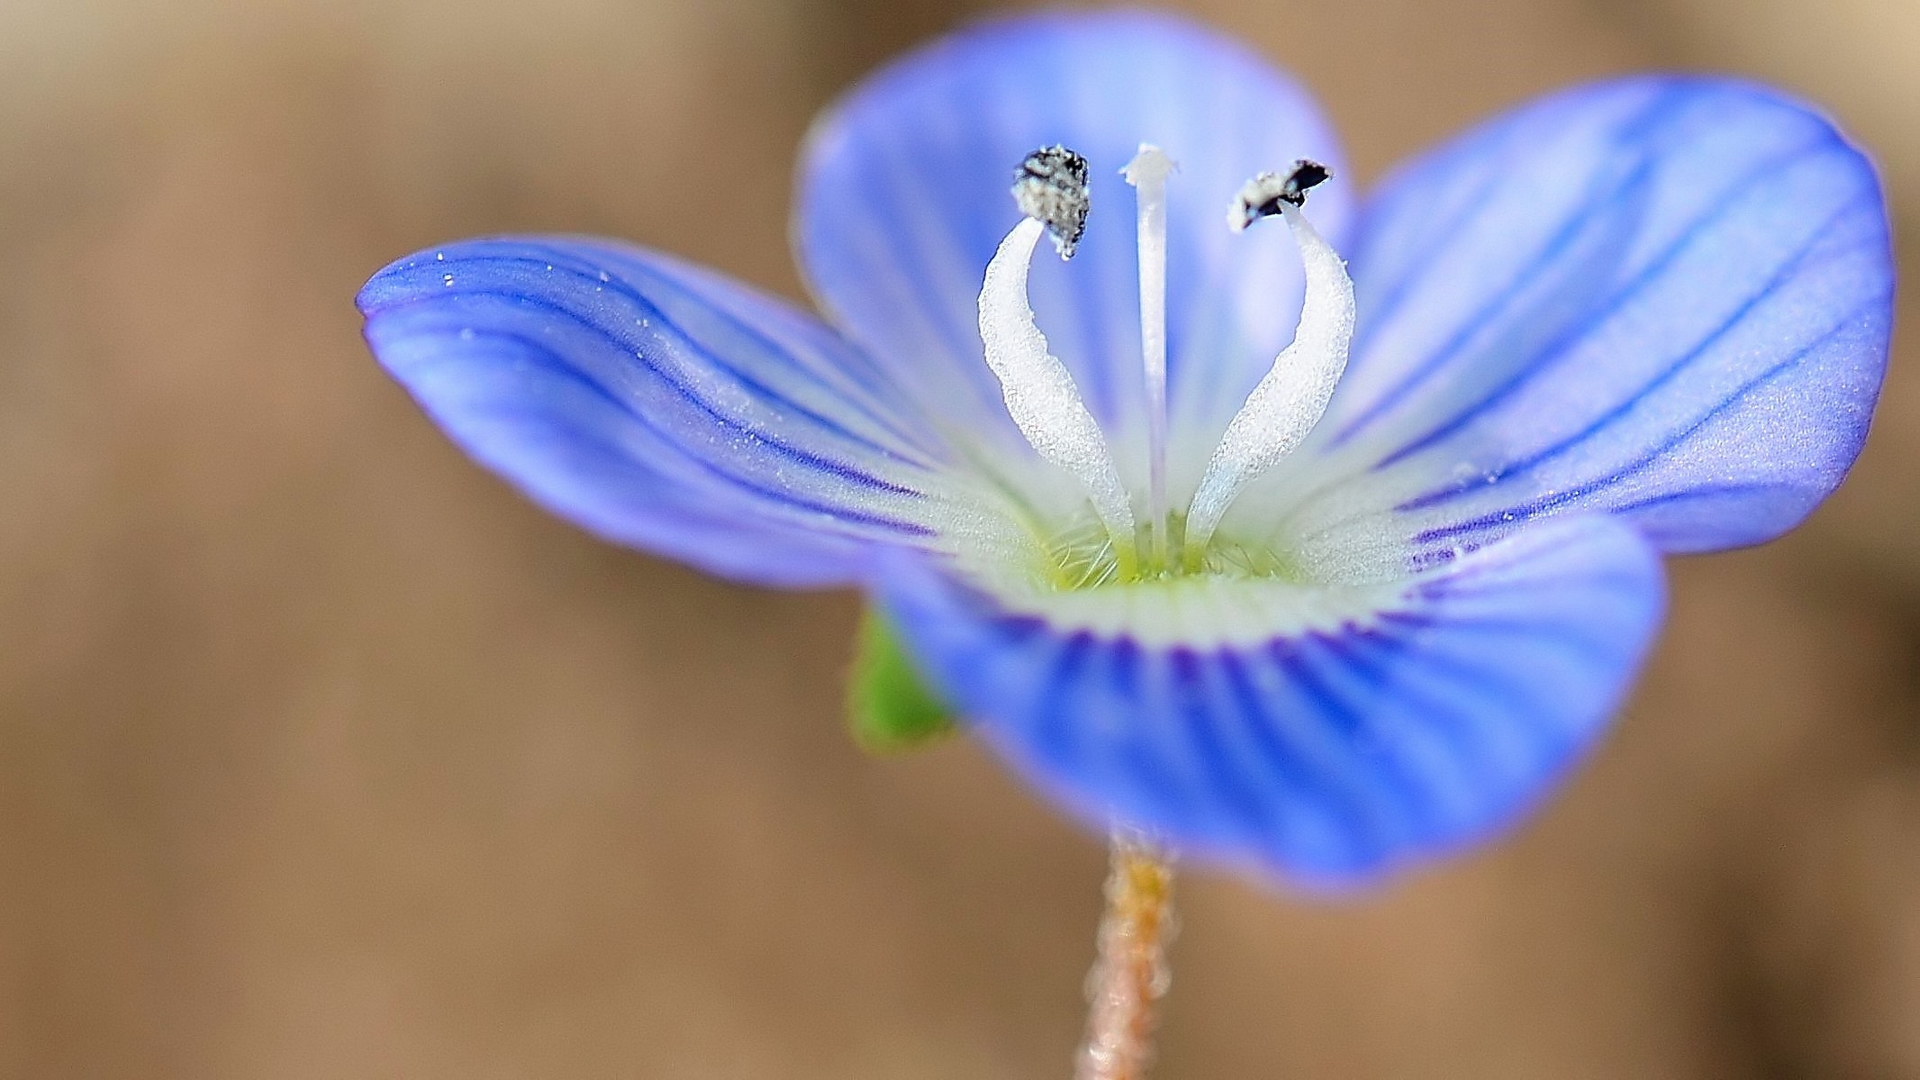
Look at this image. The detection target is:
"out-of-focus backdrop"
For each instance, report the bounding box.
[0,0,1913,1076]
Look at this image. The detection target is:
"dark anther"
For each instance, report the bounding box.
[1230,159,1334,231]
[1012,145,1092,259]
[1279,159,1330,204]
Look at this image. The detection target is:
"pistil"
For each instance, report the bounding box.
[1122,145,1175,569]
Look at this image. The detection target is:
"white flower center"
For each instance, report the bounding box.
[976,148,1356,585]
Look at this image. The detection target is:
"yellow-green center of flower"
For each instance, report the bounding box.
[1035,514,1309,592]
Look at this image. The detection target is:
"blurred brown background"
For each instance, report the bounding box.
[0,0,1914,1076]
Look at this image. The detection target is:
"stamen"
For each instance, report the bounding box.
[1123,145,1175,568]
[981,148,1137,568]
[1185,162,1352,565]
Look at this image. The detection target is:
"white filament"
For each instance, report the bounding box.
[979,216,1138,553]
[1122,145,1174,566]
[1184,203,1355,561]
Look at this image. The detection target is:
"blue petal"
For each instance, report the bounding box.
[1283,77,1891,560]
[796,10,1352,492]
[875,515,1664,884]
[360,237,956,587]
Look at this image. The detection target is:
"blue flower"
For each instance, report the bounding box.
[357,11,1893,885]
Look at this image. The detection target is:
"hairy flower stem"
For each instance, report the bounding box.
[1075,830,1175,1080]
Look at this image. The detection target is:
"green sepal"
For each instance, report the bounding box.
[847,606,955,753]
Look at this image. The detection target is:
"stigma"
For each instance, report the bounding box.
[975,151,1354,583]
